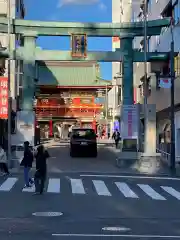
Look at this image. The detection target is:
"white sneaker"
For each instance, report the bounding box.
[24,184,31,188]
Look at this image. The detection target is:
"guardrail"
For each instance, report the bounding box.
[156,147,180,164]
[156,148,170,163]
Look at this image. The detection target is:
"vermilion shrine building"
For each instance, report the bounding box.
[34,61,111,138]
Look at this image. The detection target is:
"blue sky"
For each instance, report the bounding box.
[24,0,112,80]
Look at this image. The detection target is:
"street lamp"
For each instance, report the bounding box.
[7,0,12,166]
[142,0,148,154]
[170,18,175,173]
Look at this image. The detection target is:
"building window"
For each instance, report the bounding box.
[16,0,25,18]
[161,2,173,18]
[156,35,160,45]
[147,37,151,52]
[148,0,152,12]
[173,2,180,25]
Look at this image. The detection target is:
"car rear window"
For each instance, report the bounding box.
[72,129,96,139]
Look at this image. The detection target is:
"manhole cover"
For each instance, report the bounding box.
[102,226,131,232]
[32,212,63,217]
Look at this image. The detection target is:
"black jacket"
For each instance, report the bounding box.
[112,131,121,141]
[35,150,49,175]
[20,148,34,167]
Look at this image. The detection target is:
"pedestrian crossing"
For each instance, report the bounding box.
[0,177,180,201]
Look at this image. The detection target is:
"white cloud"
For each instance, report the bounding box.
[98,2,106,10]
[57,0,106,10]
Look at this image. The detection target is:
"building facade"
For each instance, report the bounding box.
[133,0,180,156]
[0,0,25,148]
[0,0,25,109]
[34,61,111,139]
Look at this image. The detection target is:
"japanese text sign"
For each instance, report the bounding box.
[0,77,8,119]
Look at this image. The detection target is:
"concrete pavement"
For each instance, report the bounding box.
[11,139,179,176]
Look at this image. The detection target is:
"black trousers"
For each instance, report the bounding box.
[35,173,46,194]
[0,162,9,174]
[115,140,119,149]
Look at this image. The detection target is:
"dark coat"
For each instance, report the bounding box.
[112,131,121,141]
[35,150,49,176]
[20,148,34,167]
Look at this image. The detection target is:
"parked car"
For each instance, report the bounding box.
[70,128,97,157]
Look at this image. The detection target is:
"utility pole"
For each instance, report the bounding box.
[105,84,108,138]
[143,0,149,154]
[170,18,175,173]
[7,0,12,166]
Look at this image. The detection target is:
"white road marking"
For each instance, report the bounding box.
[22,178,35,192]
[0,177,17,191]
[92,180,111,196]
[115,182,139,198]
[52,233,180,238]
[80,174,180,181]
[70,178,85,194]
[47,179,60,193]
[161,186,180,200]
[137,184,166,200]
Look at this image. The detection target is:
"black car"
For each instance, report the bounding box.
[70,128,97,157]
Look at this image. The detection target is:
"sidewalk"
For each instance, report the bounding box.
[115,153,180,177]
[97,138,114,144]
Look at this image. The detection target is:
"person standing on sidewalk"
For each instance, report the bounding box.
[34,145,50,195]
[20,141,34,188]
[0,145,9,176]
[112,129,121,149]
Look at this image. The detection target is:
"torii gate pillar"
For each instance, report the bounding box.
[22,32,37,111]
[120,35,138,152]
[121,35,134,105]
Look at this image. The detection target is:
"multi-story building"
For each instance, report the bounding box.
[0,0,25,104]
[133,0,180,156]
[0,0,25,145]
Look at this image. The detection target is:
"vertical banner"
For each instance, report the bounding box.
[133,87,137,104]
[121,105,138,139]
[0,77,8,119]
[49,120,53,137]
[15,111,35,146]
[112,37,120,50]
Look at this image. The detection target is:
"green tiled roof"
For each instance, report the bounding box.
[38,61,111,86]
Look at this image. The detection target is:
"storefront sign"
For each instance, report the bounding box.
[0,77,8,119]
[121,105,138,139]
[159,78,171,89]
[70,92,93,97]
[71,34,87,58]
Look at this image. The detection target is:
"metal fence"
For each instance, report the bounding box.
[157,143,180,164]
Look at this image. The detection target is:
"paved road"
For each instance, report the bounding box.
[44,140,120,174]
[1,143,180,239]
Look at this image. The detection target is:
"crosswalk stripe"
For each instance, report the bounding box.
[47,178,60,193]
[161,186,180,200]
[70,179,85,194]
[137,184,166,200]
[0,177,17,191]
[115,182,139,198]
[92,180,111,196]
[22,179,35,192]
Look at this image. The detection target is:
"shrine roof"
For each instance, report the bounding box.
[38,61,111,86]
